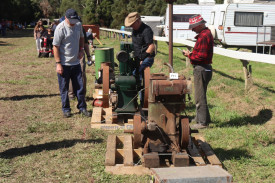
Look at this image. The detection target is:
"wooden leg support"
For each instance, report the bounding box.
[172,151,189,167]
[105,135,117,166]
[144,152,160,168]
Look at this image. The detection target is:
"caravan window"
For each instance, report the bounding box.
[219,12,225,26]
[173,14,195,22]
[210,12,215,25]
[234,12,263,26]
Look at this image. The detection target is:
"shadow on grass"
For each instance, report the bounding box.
[216,108,272,127]
[0,94,60,101]
[0,138,103,159]
[213,69,275,94]
[157,50,185,62]
[0,41,14,46]
[214,148,252,162]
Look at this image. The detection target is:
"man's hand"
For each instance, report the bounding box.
[87,57,94,66]
[182,49,190,57]
[56,64,63,75]
[139,52,150,61]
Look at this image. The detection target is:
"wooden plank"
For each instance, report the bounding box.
[91,107,102,123]
[105,135,117,166]
[103,107,113,124]
[188,138,206,166]
[194,135,222,167]
[105,165,151,175]
[90,123,133,131]
[123,135,134,166]
[127,119,134,124]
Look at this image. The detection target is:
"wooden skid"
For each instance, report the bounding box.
[105,134,223,175]
[188,134,223,167]
[91,107,134,130]
[105,135,150,175]
[91,107,113,124]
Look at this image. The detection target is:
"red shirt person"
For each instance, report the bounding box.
[182,14,214,129]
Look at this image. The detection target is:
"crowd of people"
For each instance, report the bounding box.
[0,19,28,36]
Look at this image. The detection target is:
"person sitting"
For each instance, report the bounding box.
[41,28,54,51]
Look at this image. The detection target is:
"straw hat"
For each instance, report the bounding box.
[189,14,206,29]
[125,12,140,27]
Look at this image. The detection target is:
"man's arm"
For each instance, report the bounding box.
[84,42,93,65]
[78,36,85,59]
[53,45,63,75]
[146,43,155,54]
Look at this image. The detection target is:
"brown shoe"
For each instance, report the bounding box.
[190,123,207,129]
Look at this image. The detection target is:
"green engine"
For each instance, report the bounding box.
[111,42,140,113]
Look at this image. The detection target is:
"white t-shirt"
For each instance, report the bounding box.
[53,21,84,66]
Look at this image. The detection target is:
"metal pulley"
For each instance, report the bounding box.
[116,50,129,63]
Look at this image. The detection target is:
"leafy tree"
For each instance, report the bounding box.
[127,0,146,13]
[111,0,129,28]
[0,0,41,23]
[59,0,85,17]
[96,0,113,27]
[83,0,98,24]
[144,0,167,16]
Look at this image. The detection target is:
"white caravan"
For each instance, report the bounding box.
[209,0,275,47]
[164,0,215,40]
[141,16,165,36]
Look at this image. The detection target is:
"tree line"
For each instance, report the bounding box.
[0,0,222,28]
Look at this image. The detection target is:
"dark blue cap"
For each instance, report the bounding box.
[65,9,80,24]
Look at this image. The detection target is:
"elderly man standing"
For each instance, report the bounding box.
[125,12,155,106]
[182,14,214,129]
[53,9,91,118]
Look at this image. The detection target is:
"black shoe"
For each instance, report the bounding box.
[80,109,91,117]
[63,111,72,118]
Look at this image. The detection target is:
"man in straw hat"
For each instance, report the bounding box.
[125,12,155,107]
[182,14,214,129]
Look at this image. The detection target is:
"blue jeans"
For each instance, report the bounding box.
[139,57,154,73]
[57,64,87,113]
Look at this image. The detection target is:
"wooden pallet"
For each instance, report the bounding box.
[105,135,151,175]
[105,134,222,175]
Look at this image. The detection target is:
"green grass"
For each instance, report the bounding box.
[0,29,274,182]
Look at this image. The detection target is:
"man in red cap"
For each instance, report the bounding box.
[182,14,214,129]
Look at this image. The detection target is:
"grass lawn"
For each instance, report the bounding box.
[0,29,274,183]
